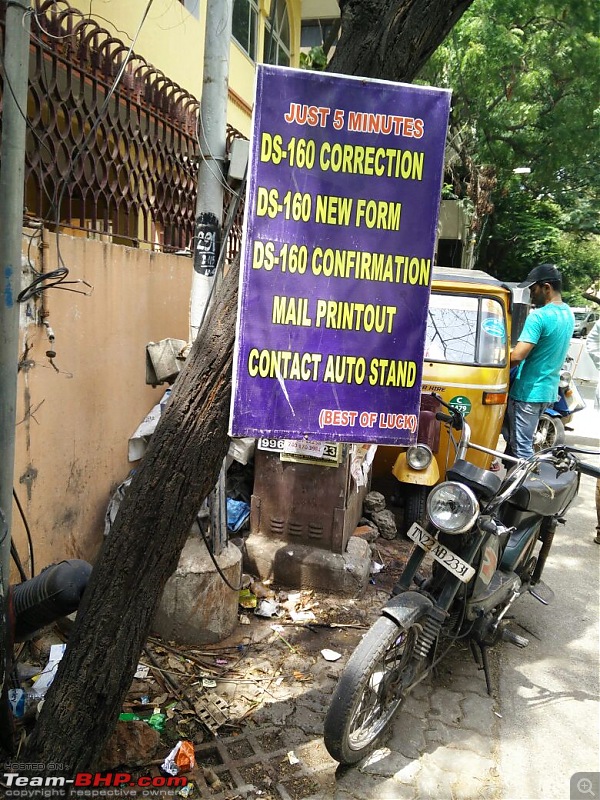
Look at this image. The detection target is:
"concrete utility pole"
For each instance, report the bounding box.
[190,0,234,342]
[0,1,32,681]
[190,0,234,559]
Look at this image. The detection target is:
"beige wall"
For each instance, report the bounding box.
[12,231,192,578]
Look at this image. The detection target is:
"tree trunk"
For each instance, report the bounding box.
[19,0,476,770]
[329,0,474,82]
[21,259,239,768]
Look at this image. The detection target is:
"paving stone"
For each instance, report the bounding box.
[414,760,455,800]
[441,671,492,697]
[287,704,327,736]
[424,717,460,747]
[251,699,295,725]
[356,747,412,777]
[429,686,463,723]
[393,757,421,785]
[445,729,497,761]
[402,692,430,718]
[336,769,417,799]
[451,770,502,800]
[422,745,496,779]
[387,711,428,759]
[460,691,499,736]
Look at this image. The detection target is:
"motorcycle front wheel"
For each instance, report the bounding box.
[323,615,423,765]
[533,413,565,451]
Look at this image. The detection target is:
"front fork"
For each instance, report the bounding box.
[392,530,486,658]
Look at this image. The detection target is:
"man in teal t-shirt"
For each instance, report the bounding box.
[507,263,574,459]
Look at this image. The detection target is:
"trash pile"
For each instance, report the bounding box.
[6,549,415,794]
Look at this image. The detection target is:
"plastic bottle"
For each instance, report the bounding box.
[8,688,42,717]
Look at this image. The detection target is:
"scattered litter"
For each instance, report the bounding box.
[293,671,311,682]
[289,608,317,623]
[494,711,503,718]
[249,579,273,599]
[287,751,300,765]
[32,643,66,697]
[161,743,181,776]
[178,785,195,798]
[270,626,297,653]
[239,614,251,625]
[175,740,196,773]
[194,693,229,734]
[202,678,217,689]
[8,688,38,718]
[321,649,342,662]
[227,498,251,532]
[238,588,257,608]
[202,767,223,791]
[255,599,283,618]
[370,561,384,575]
[134,664,150,679]
[215,658,228,666]
[147,712,166,732]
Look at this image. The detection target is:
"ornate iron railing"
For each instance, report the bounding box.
[0,0,245,256]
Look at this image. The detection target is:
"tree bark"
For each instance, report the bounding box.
[21,259,239,769]
[329,0,474,82]
[19,0,476,770]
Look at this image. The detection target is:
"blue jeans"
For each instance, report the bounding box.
[506,398,547,459]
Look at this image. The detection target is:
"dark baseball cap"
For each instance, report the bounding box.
[517,263,562,288]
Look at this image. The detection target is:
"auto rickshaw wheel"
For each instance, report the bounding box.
[533,413,565,452]
[403,486,429,534]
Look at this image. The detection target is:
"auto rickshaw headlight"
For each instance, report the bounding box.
[426,482,479,534]
[406,444,433,470]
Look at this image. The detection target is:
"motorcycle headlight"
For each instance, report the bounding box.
[406,444,433,470]
[426,482,479,534]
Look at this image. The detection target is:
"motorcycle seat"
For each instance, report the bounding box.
[508,461,579,516]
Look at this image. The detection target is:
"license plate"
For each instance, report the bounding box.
[406,523,475,584]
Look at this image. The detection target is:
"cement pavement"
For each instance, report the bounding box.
[497,381,600,800]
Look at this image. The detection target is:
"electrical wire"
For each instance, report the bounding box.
[12,488,35,578]
[15,0,156,302]
[196,109,241,199]
[198,523,243,593]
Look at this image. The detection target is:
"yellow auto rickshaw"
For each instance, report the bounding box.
[374,267,514,532]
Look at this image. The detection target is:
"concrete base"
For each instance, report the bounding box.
[242,534,372,596]
[152,536,242,645]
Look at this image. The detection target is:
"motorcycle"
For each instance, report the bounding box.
[323,395,600,765]
[533,356,586,451]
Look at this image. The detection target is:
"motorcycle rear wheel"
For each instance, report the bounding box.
[323,615,423,765]
[533,413,565,451]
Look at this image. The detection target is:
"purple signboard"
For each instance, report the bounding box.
[230,66,451,445]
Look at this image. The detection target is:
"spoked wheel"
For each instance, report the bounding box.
[323,616,423,765]
[533,414,565,451]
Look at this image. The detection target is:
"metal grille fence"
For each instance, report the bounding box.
[0,0,245,256]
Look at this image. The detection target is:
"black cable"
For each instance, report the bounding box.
[12,488,35,578]
[197,523,244,593]
[10,540,27,582]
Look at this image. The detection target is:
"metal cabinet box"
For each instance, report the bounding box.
[250,449,369,555]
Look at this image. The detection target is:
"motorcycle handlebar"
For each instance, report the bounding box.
[578,462,600,479]
[435,410,463,430]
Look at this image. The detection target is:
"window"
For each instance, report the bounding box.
[263,0,290,66]
[424,294,507,366]
[232,0,258,60]
[301,18,339,49]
